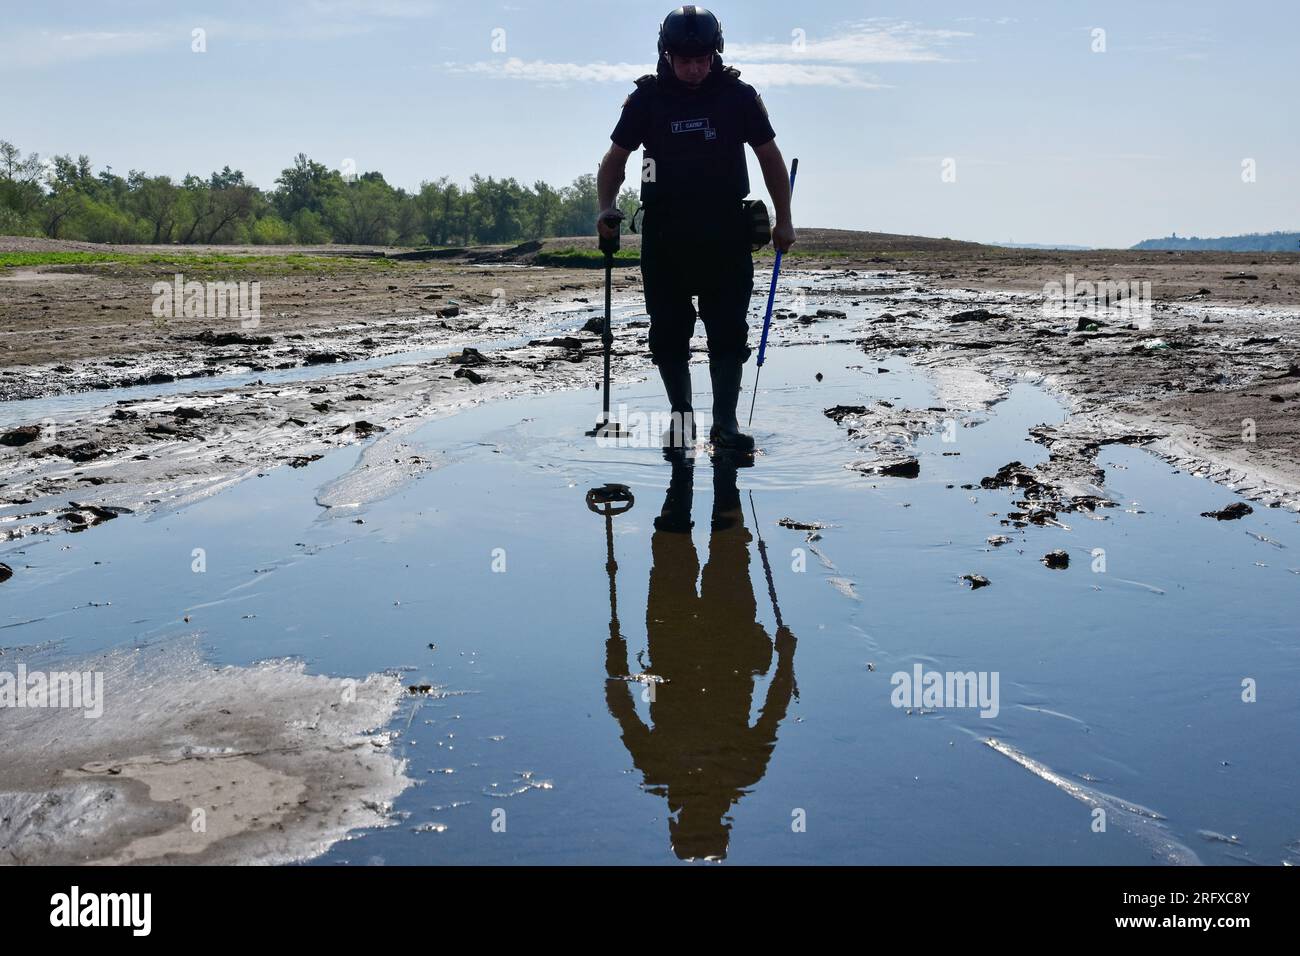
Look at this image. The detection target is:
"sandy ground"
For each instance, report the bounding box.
[0,236,618,374]
[2,229,1297,864]
[1,639,408,865]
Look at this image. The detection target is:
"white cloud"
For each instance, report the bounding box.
[437,20,961,89]
[444,57,887,89]
[910,156,1009,167]
[305,0,439,18]
[729,20,972,64]
[728,62,889,89]
[0,29,168,70]
[443,59,654,85]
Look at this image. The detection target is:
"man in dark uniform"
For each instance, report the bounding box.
[595,5,796,456]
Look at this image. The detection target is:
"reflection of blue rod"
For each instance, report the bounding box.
[747,491,784,631]
[747,157,798,427]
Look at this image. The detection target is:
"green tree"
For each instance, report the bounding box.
[468,174,525,243]
[0,140,45,231]
[554,173,599,237]
[274,153,340,219]
[529,180,561,238]
[129,173,179,243]
[291,208,329,244]
[323,178,398,245]
[40,155,90,238]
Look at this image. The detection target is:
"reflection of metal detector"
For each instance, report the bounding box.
[586,214,630,440]
[586,483,635,637]
[747,490,785,631]
[749,489,798,701]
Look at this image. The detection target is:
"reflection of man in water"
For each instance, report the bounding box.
[604,453,797,861]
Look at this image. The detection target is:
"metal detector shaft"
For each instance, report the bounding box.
[599,241,614,425]
[587,216,625,437]
[747,157,799,427]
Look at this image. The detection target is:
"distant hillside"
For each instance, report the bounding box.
[537,228,990,258]
[1132,231,1300,252]
[994,242,1093,251]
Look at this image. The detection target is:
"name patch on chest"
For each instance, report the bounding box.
[670,118,716,140]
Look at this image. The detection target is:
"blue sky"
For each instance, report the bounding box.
[3,0,1296,248]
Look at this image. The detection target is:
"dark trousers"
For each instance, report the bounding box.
[639,201,754,366]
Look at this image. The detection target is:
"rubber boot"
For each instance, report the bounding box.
[709,450,744,531]
[656,357,696,459]
[653,456,695,532]
[708,354,755,454]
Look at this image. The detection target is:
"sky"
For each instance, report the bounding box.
[2,0,1297,249]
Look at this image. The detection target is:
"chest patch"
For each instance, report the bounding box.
[670,117,716,140]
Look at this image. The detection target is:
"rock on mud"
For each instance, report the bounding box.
[981,460,1043,492]
[192,329,273,347]
[824,405,868,423]
[856,456,920,479]
[59,502,132,532]
[778,517,827,531]
[337,420,386,437]
[1,425,41,447]
[451,347,488,366]
[948,309,1000,323]
[1201,502,1253,520]
[33,442,109,462]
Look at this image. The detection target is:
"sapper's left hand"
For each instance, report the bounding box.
[596,207,625,240]
[772,220,796,254]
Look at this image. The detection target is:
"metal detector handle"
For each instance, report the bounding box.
[598,209,624,257]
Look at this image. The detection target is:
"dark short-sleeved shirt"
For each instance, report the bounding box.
[611,68,775,210]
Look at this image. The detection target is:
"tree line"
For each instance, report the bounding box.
[1131,231,1300,253]
[0,141,639,247]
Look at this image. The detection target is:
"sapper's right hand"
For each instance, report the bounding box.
[595,207,625,240]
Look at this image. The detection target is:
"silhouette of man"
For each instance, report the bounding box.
[604,452,797,860]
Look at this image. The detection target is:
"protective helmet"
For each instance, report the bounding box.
[657,5,724,59]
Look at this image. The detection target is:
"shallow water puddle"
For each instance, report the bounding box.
[2,333,1297,865]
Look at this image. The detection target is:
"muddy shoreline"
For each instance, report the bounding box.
[3,237,1297,865]
[2,241,1298,548]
